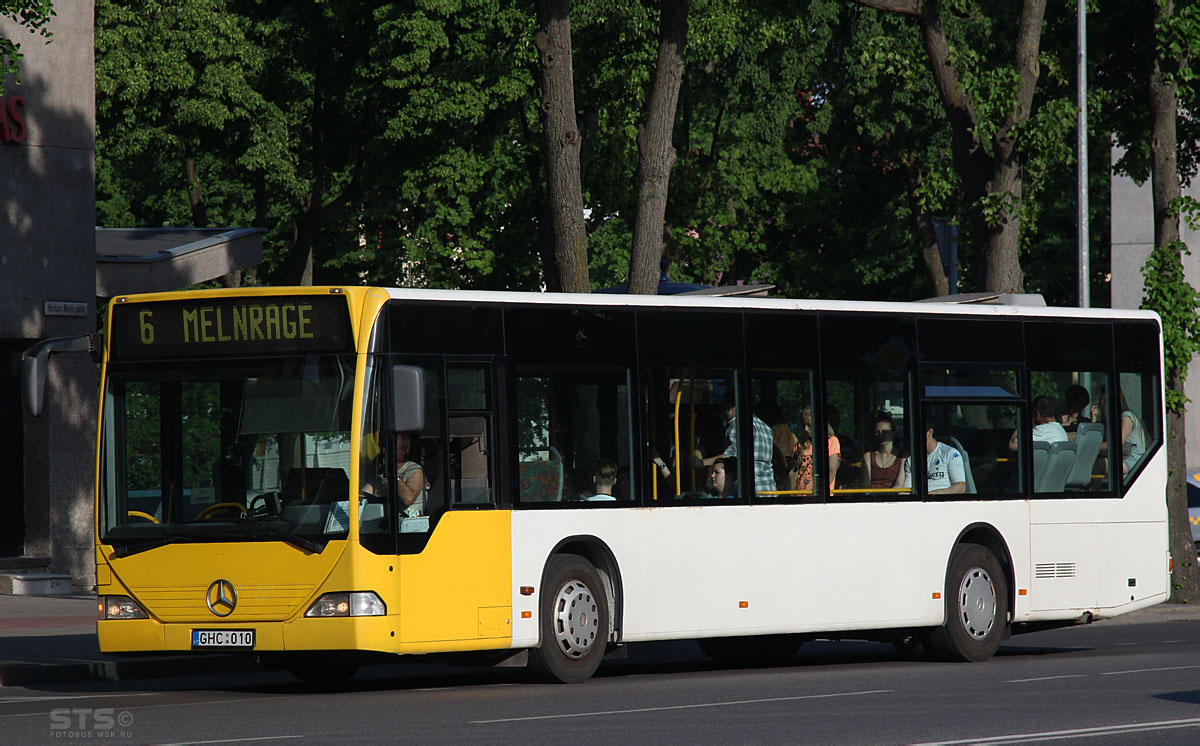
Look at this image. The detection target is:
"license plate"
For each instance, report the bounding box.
[191,629,255,648]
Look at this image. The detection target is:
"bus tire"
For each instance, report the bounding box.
[528,554,608,683]
[698,634,802,666]
[925,543,1008,662]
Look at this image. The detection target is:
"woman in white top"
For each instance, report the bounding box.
[1119,390,1147,475]
[396,433,427,517]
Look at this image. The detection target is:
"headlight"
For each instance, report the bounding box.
[305,591,386,618]
[99,595,148,620]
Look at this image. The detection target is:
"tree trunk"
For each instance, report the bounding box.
[860,0,1045,294]
[902,163,949,296]
[1148,0,1200,603]
[628,0,688,295]
[185,153,207,228]
[535,0,589,294]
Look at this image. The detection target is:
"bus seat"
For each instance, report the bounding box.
[1036,441,1076,493]
[948,437,976,494]
[1065,422,1103,490]
[1032,441,1050,490]
[518,447,563,502]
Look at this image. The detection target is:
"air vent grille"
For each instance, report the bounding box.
[1034,562,1076,579]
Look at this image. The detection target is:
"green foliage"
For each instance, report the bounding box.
[1142,197,1200,413]
[0,0,53,96]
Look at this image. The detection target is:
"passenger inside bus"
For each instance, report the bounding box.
[701,392,774,496]
[863,412,906,490]
[584,459,618,501]
[396,433,427,517]
[1060,384,1091,437]
[1032,396,1069,443]
[706,457,737,498]
[904,422,966,495]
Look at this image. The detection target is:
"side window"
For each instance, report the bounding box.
[447,365,494,505]
[751,371,815,499]
[644,368,741,500]
[918,369,1023,496]
[1115,371,1161,485]
[821,370,915,499]
[1029,369,1110,494]
[516,366,634,504]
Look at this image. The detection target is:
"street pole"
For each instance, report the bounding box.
[1077,0,1090,308]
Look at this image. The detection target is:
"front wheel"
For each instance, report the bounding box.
[924,543,1008,662]
[528,555,609,683]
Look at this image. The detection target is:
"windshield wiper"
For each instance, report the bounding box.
[110,533,200,558]
[232,519,325,554]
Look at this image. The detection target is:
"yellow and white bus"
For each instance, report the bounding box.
[86,287,1168,682]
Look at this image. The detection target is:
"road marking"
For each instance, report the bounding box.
[471,689,893,724]
[0,692,159,705]
[909,716,1200,744]
[1100,664,1200,676]
[1003,674,1087,683]
[159,738,302,743]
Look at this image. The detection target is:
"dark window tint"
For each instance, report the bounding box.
[820,314,915,372]
[1025,321,1111,371]
[638,310,742,367]
[506,306,635,366]
[387,303,503,355]
[919,318,1022,363]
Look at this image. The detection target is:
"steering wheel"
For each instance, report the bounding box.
[126,510,160,524]
[195,502,248,520]
[247,492,281,519]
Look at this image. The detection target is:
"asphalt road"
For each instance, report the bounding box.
[4,620,1200,744]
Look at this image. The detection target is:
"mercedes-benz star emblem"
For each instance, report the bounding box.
[206,579,238,617]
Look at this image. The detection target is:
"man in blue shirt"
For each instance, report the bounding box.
[703,392,775,496]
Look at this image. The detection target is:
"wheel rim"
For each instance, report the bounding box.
[550,577,600,659]
[957,565,997,639]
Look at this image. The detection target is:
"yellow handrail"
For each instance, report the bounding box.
[673,385,683,496]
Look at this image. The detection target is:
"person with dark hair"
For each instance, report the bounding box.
[703,390,774,495]
[863,412,906,490]
[706,457,737,498]
[1060,384,1091,435]
[1032,396,1068,443]
[586,458,619,501]
[904,420,966,494]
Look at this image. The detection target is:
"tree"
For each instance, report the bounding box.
[1142,0,1200,602]
[854,0,1075,294]
[535,0,590,293]
[1,0,53,97]
[627,0,687,294]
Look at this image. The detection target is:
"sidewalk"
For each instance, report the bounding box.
[2,594,1199,687]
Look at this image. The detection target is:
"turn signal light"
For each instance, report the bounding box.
[305,591,386,618]
[100,595,148,620]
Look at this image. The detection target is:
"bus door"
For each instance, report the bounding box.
[383,355,512,646]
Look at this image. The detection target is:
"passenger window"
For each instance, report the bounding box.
[919,369,1024,496]
[1115,371,1160,484]
[516,366,633,504]
[751,372,814,499]
[1028,370,1110,494]
[645,368,742,500]
[822,370,915,499]
[447,365,493,505]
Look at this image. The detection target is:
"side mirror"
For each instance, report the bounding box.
[388,365,425,432]
[21,335,94,417]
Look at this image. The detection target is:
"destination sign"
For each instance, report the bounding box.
[109,295,355,360]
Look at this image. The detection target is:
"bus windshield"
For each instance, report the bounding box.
[99,354,357,554]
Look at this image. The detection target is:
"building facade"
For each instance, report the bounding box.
[0,4,97,588]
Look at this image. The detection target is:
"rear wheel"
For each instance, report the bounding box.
[924,543,1008,662]
[528,555,609,683]
[698,635,803,666]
